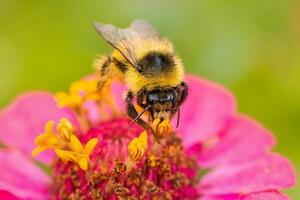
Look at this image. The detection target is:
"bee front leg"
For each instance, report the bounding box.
[172,82,188,128]
[178,81,188,106]
[126,91,155,134]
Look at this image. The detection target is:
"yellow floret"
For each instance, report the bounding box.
[32,118,98,171]
[128,131,148,161]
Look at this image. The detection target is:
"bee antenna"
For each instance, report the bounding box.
[131,105,151,124]
[176,108,180,128]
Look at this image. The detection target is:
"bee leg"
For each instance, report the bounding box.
[126,91,155,135]
[178,81,188,106]
[94,56,112,90]
[94,56,121,117]
[171,82,188,127]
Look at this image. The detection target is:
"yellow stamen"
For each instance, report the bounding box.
[85,80,99,94]
[84,137,99,155]
[152,118,172,138]
[32,120,58,156]
[55,92,82,109]
[54,79,119,123]
[57,118,74,141]
[128,131,148,161]
[69,80,89,94]
[55,135,98,171]
[32,118,98,170]
[55,80,101,110]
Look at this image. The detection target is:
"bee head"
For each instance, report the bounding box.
[147,89,176,119]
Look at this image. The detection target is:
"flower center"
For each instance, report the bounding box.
[51,118,200,199]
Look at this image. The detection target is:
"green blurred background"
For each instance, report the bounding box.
[0,0,299,198]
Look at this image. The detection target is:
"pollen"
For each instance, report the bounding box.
[147,154,159,167]
[56,118,74,141]
[128,131,148,161]
[32,118,98,171]
[152,118,172,138]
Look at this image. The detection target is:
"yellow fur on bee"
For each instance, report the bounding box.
[93,55,125,84]
[112,38,176,64]
[125,65,183,94]
[135,38,175,60]
[111,38,184,94]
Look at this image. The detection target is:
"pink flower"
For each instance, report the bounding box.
[0,75,296,199]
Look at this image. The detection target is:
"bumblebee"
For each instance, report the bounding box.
[94,20,188,138]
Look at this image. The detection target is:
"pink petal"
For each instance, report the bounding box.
[0,191,20,200]
[199,153,296,195]
[0,149,50,199]
[200,194,239,200]
[83,81,127,124]
[83,100,101,125]
[111,81,128,111]
[0,92,78,164]
[201,190,289,200]
[194,115,275,167]
[242,190,290,200]
[175,75,236,147]
[82,73,127,123]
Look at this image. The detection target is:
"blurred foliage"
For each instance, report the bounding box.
[0,0,299,198]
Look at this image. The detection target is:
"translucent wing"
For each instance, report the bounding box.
[129,19,160,40]
[94,22,140,68]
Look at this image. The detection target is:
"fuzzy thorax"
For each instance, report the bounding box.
[112,38,184,95]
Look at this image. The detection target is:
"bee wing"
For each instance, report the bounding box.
[94,22,140,68]
[129,19,160,40]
